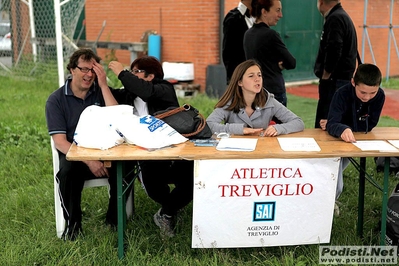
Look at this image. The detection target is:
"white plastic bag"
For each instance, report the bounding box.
[74,105,187,150]
[117,115,188,150]
[73,105,132,150]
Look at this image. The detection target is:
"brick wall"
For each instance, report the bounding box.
[85,0,399,91]
[86,0,220,92]
[344,0,399,79]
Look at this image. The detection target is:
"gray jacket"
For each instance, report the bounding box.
[206,91,304,135]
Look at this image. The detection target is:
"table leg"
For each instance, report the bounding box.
[380,157,390,245]
[117,161,126,259]
[357,157,366,237]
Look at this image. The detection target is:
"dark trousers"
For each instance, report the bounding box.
[272,92,287,124]
[139,160,194,216]
[56,152,135,228]
[315,79,350,128]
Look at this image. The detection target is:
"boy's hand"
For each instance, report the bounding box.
[340,128,356,143]
[319,119,327,130]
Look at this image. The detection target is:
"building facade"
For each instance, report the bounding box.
[84,0,399,92]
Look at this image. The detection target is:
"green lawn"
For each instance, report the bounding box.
[382,77,399,90]
[0,75,398,265]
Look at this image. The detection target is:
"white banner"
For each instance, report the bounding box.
[192,158,340,248]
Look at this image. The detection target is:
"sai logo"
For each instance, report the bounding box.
[253,202,276,222]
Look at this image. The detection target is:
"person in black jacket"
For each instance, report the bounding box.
[222,0,254,84]
[244,0,296,107]
[108,56,193,237]
[326,63,385,200]
[314,0,358,129]
[109,57,179,115]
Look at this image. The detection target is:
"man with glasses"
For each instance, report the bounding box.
[45,48,131,240]
[108,56,194,238]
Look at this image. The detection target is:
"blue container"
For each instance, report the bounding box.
[148,34,161,61]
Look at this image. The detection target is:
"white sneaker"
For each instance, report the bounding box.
[154,208,175,237]
[334,202,340,216]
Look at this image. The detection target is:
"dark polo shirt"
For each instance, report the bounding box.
[45,79,105,143]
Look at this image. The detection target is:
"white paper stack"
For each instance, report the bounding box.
[277,137,321,152]
[216,138,258,152]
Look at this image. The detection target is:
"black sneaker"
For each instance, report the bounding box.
[105,214,118,231]
[153,208,175,237]
[61,223,83,241]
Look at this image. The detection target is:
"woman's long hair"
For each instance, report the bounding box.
[215,59,267,113]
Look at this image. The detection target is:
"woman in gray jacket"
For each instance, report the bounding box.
[207,59,304,136]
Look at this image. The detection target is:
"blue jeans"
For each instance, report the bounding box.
[274,92,287,107]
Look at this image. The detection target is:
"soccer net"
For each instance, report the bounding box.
[0,0,84,81]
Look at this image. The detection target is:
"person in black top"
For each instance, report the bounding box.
[108,56,193,238]
[326,63,385,140]
[222,0,254,84]
[314,0,358,129]
[244,0,296,107]
[326,63,385,199]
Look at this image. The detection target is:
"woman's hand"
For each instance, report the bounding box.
[262,125,278,137]
[243,127,263,135]
[108,61,126,76]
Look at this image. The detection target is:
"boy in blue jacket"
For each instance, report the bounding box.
[326,63,385,200]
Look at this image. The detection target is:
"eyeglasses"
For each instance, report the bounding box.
[76,66,95,74]
[131,69,145,74]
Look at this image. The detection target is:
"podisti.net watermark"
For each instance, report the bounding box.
[319,246,397,265]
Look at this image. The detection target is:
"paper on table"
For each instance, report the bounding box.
[388,140,399,149]
[216,138,258,151]
[353,140,398,151]
[277,137,321,151]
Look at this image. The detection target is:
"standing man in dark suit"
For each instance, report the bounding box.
[314,0,358,129]
[222,0,254,84]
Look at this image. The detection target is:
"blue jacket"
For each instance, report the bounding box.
[326,83,385,138]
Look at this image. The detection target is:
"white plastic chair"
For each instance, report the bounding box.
[51,139,133,238]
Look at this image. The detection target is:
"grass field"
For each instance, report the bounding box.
[0,75,398,265]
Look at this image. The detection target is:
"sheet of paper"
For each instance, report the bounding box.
[388,140,399,149]
[216,138,258,152]
[353,140,398,152]
[277,137,321,152]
